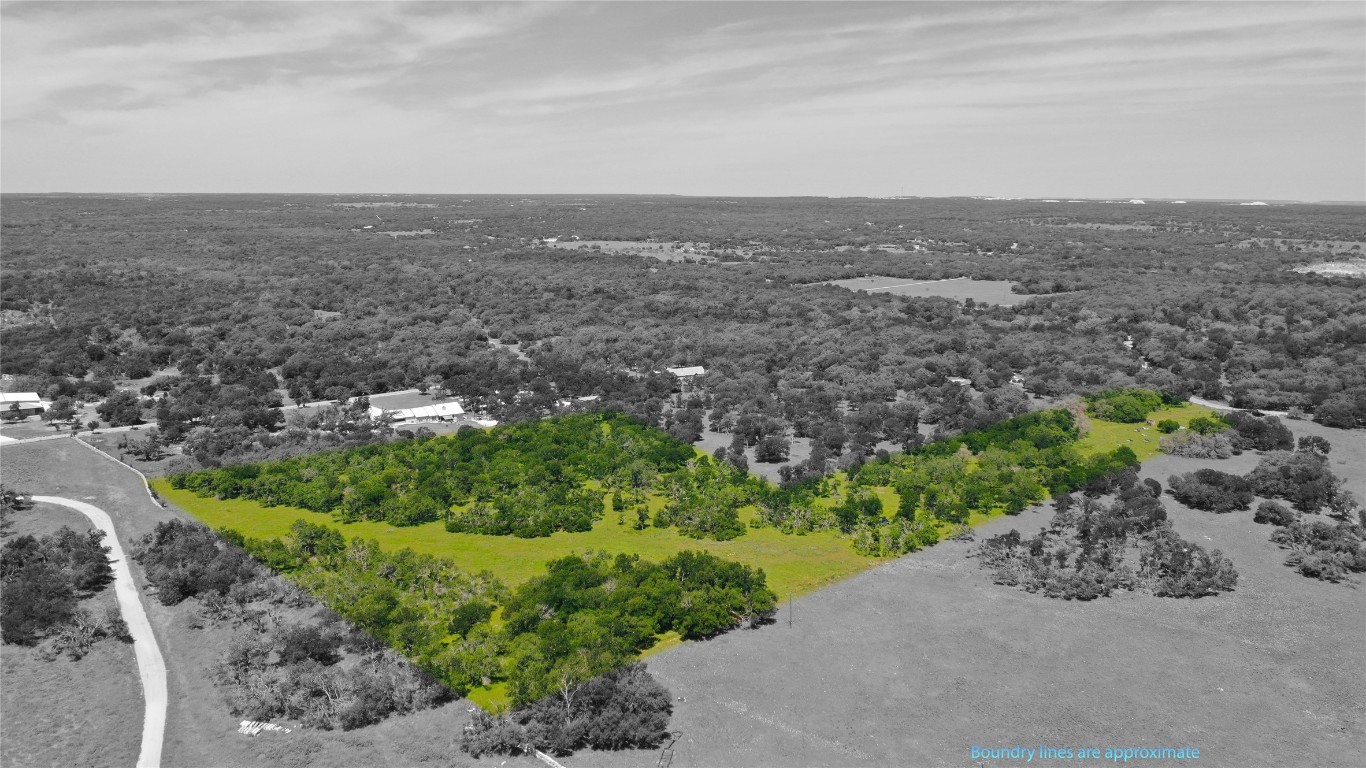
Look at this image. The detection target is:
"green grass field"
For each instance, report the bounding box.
[153,480,873,600]
[1078,402,1218,461]
[153,401,1222,710]
[154,403,1219,598]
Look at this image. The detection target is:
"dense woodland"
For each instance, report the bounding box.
[5,195,1365,755]
[3,195,1364,470]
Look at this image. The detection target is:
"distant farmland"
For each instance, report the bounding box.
[822,276,1030,305]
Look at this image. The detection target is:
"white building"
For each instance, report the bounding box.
[367,401,465,423]
[0,392,49,418]
[666,366,706,378]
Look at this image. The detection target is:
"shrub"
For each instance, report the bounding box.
[976,481,1235,600]
[1159,431,1234,459]
[1254,501,1295,527]
[1246,451,1343,514]
[1187,416,1226,435]
[1220,412,1294,452]
[1167,469,1253,513]
[1,528,114,646]
[462,663,672,757]
[1272,520,1366,581]
[133,520,262,604]
[1156,419,1180,434]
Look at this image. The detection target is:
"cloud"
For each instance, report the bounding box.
[1,1,1362,198]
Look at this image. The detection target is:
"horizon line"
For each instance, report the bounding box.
[1,191,1362,205]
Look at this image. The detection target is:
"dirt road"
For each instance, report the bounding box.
[33,496,167,768]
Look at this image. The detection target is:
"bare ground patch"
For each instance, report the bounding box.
[821,276,1032,306]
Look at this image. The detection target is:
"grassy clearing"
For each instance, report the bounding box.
[821,276,1028,305]
[153,480,871,600]
[156,404,1219,598]
[1078,402,1218,461]
[153,404,1219,711]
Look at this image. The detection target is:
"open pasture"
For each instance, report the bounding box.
[571,420,1366,768]
[822,275,1030,305]
[1082,402,1218,461]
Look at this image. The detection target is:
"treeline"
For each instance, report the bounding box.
[1,492,126,657]
[834,409,1139,557]
[133,519,462,730]
[170,413,698,534]
[5,195,1361,475]
[141,515,772,752]
[977,472,1239,600]
[230,519,774,703]
[170,406,1140,559]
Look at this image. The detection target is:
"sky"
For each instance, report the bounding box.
[2,1,1363,200]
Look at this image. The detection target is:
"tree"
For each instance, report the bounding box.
[754,434,790,464]
[1297,435,1331,456]
[96,390,144,427]
[1313,395,1360,429]
[42,396,78,423]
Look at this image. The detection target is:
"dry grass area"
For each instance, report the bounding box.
[1292,259,1366,277]
[822,276,1031,305]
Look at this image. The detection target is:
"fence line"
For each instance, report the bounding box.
[72,436,165,508]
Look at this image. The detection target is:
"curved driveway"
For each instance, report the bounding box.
[34,495,166,768]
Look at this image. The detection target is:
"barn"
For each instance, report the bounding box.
[367,400,465,423]
[0,392,48,419]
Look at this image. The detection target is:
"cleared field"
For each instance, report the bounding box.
[1292,259,1366,277]
[821,275,1030,305]
[1081,402,1219,461]
[570,420,1366,768]
[154,481,871,600]
[154,403,1183,599]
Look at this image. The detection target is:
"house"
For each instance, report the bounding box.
[367,401,465,423]
[0,392,49,419]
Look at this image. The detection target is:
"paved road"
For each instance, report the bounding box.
[33,495,167,768]
[1188,395,1290,418]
